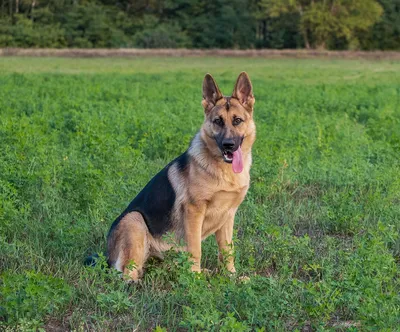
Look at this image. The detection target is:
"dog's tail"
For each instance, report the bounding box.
[84,253,99,266]
[84,252,108,267]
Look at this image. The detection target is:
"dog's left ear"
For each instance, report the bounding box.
[232,72,255,110]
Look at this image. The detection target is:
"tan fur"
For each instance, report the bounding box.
[107,72,256,282]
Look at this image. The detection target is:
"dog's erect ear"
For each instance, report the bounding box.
[202,73,223,112]
[232,72,255,110]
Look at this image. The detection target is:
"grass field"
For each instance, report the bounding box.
[0,57,399,331]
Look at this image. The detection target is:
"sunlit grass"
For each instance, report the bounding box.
[0,57,399,330]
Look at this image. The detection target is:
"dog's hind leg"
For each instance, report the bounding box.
[107,212,150,282]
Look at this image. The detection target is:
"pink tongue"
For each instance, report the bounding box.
[232,146,243,173]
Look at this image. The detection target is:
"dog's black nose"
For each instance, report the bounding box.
[222,139,235,150]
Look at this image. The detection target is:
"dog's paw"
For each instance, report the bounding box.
[201,268,212,275]
[238,276,251,283]
[190,263,201,273]
[122,268,142,284]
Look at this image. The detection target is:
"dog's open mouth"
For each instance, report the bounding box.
[222,146,243,173]
[223,150,234,163]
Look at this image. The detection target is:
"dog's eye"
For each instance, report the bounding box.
[233,118,243,126]
[213,118,224,126]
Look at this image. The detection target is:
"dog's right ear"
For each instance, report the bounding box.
[202,74,223,112]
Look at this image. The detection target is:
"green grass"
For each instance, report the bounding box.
[0,57,399,331]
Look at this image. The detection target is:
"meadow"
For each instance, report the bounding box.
[0,56,399,331]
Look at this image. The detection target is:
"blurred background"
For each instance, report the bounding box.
[0,0,398,50]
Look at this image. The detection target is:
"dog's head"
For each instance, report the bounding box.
[201,72,255,173]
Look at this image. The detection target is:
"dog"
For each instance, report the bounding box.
[106,72,256,282]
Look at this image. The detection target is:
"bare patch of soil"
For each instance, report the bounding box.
[1,48,400,60]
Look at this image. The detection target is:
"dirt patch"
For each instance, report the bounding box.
[1,48,400,60]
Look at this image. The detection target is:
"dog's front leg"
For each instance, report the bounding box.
[215,214,236,273]
[184,203,206,272]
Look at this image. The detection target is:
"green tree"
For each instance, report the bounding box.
[132,15,191,48]
[163,0,256,48]
[252,0,302,48]
[59,2,132,47]
[0,8,66,47]
[259,0,383,49]
[0,0,396,49]
[359,0,400,50]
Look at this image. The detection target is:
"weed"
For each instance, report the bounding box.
[0,57,399,330]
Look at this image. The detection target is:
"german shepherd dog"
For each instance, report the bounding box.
[106,72,256,282]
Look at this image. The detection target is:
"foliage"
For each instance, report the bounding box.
[359,0,400,50]
[260,0,383,49]
[59,3,132,48]
[0,271,72,329]
[133,17,191,48]
[0,57,399,329]
[0,0,398,49]
[164,0,257,49]
[0,14,66,47]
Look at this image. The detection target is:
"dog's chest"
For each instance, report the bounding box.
[201,186,248,238]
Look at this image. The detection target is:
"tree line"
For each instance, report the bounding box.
[0,0,399,50]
